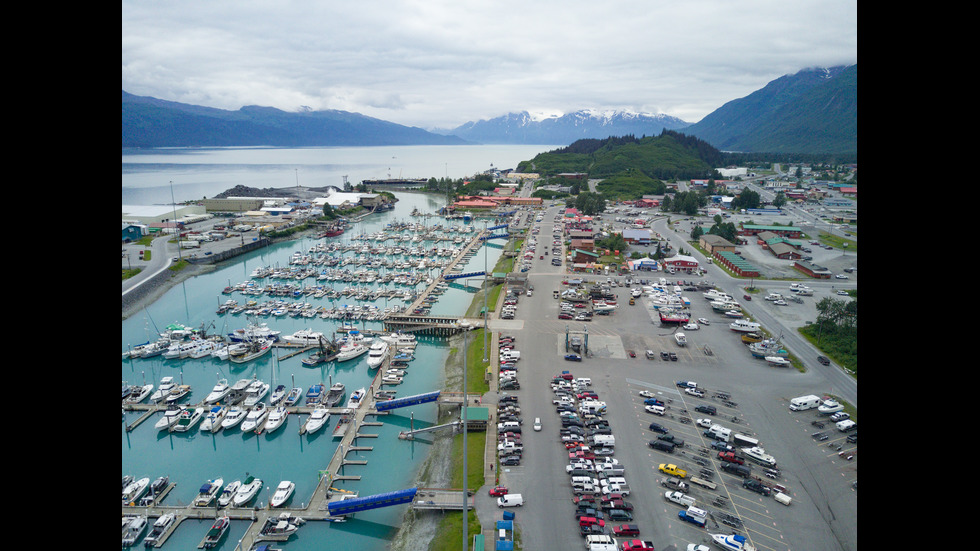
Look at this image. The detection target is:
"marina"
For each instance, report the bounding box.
[123,190,511,550]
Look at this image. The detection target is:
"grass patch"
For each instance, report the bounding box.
[429,509,483,551]
[122,268,142,280]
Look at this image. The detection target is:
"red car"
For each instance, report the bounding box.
[620,539,654,550]
[488,486,508,497]
[613,524,640,536]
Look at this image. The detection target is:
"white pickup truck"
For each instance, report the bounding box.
[664,491,696,507]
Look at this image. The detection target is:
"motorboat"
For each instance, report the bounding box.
[170,407,205,432]
[241,402,270,433]
[284,387,303,406]
[381,374,403,385]
[281,328,326,346]
[304,405,330,434]
[263,406,289,433]
[200,405,227,433]
[153,406,184,431]
[142,512,175,547]
[124,383,154,404]
[227,320,281,343]
[193,478,225,507]
[335,341,369,362]
[729,319,762,332]
[270,480,295,507]
[724,309,744,318]
[332,410,353,438]
[269,384,287,406]
[658,308,691,324]
[146,475,169,501]
[766,356,791,367]
[674,332,687,347]
[229,338,274,364]
[122,476,150,504]
[188,339,220,359]
[220,406,247,430]
[149,377,176,403]
[202,516,230,548]
[227,378,253,402]
[748,339,788,359]
[305,383,325,405]
[346,387,366,409]
[121,514,148,547]
[217,479,241,508]
[385,368,405,377]
[817,399,844,414]
[205,377,232,403]
[365,340,389,369]
[711,533,757,551]
[243,379,271,407]
[740,332,764,344]
[233,475,263,507]
[741,446,777,467]
[162,339,201,360]
[323,382,345,407]
[164,383,192,404]
[257,512,306,541]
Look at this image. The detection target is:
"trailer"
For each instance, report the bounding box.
[689,477,717,490]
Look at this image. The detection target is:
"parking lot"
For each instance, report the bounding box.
[487,204,857,551]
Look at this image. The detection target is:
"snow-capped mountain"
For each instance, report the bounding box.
[440,109,691,145]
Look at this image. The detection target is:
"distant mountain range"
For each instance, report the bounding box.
[121,91,468,148]
[122,64,855,154]
[434,109,691,145]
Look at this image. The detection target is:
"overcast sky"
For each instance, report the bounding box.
[122,1,856,130]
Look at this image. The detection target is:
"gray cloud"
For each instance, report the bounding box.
[122,0,856,129]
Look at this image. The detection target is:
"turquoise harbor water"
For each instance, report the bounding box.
[122,190,507,550]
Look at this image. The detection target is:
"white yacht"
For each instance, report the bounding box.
[193,477,224,507]
[304,405,330,434]
[741,446,777,467]
[188,339,220,359]
[346,387,366,409]
[729,319,762,332]
[149,377,176,403]
[257,512,306,541]
[232,475,263,507]
[336,341,369,362]
[200,405,227,433]
[243,379,271,407]
[220,406,247,430]
[380,332,417,347]
[153,406,184,431]
[142,512,175,547]
[170,407,205,432]
[216,479,241,508]
[270,480,295,507]
[241,402,270,432]
[263,406,289,433]
[122,476,150,503]
[205,378,232,404]
[121,514,148,547]
[365,340,389,369]
[281,328,326,346]
[124,383,153,404]
[711,533,757,551]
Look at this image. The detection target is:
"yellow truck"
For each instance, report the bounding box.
[658,464,688,478]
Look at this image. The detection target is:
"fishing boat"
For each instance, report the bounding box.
[202,516,230,548]
[229,338,274,364]
[122,514,148,547]
[323,382,346,407]
[188,339,220,359]
[241,402,269,433]
[149,377,177,403]
[153,406,184,431]
[233,475,263,507]
[257,512,306,541]
[193,478,224,507]
[122,476,150,504]
[749,339,788,359]
[227,320,281,343]
[243,379,271,407]
[284,386,303,406]
[659,308,691,324]
[304,405,330,434]
[729,319,762,332]
[270,480,295,507]
[220,406,247,430]
[217,479,241,507]
[124,383,154,404]
[346,387,366,409]
[162,339,201,360]
[200,405,227,433]
[365,340,389,369]
[170,407,205,432]
[263,406,289,433]
[740,331,764,344]
[711,533,757,551]
[205,377,232,403]
[142,512,175,547]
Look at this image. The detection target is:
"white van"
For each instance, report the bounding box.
[571,476,598,486]
[591,435,615,447]
[575,377,592,387]
[585,534,615,548]
[788,394,821,411]
[835,419,857,432]
[497,493,524,507]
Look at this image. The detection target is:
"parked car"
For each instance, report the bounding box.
[743,478,771,496]
[817,355,830,365]
[565,353,582,362]
[695,405,716,415]
[612,524,640,536]
[488,486,508,497]
[648,422,668,433]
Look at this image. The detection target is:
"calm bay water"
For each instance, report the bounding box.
[122,145,552,550]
